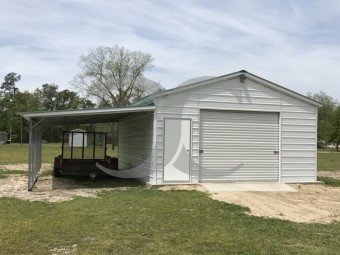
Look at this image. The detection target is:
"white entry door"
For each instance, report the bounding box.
[163,119,191,182]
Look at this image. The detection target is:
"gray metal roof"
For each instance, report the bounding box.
[130,95,155,107]
[20,106,155,125]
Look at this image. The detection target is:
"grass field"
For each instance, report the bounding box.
[0,143,117,164]
[0,188,339,255]
[0,144,339,254]
[0,170,26,179]
[317,176,340,187]
[317,150,340,171]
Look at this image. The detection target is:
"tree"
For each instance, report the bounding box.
[0,72,20,99]
[35,84,95,111]
[325,106,340,151]
[0,73,21,142]
[57,89,95,110]
[35,84,59,111]
[10,91,41,143]
[307,91,337,142]
[72,45,161,107]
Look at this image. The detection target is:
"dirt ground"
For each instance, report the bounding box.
[0,164,122,202]
[211,184,340,224]
[1,164,340,224]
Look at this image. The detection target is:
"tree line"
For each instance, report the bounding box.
[0,73,96,143]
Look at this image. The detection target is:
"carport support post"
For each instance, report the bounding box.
[28,119,34,190]
[93,132,96,159]
[28,119,43,191]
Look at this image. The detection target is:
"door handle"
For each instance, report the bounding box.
[199,149,204,154]
[274,151,279,155]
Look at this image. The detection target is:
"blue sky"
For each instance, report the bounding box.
[1,0,340,100]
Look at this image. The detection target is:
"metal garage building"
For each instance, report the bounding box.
[22,70,321,190]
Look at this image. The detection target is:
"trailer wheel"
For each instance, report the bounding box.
[53,167,61,177]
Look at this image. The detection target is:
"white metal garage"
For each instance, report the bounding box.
[199,110,279,182]
[23,70,322,190]
[151,70,321,185]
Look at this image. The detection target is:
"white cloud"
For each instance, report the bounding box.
[0,0,339,101]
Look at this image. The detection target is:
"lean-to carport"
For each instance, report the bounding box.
[20,106,155,191]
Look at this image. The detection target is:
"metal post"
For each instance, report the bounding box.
[61,131,65,158]
[104,133,107,159]
[82,132,85,159]
[93,132,96,159]
[71,132,74,159]
[20,117,23,146]
[27,119,44,191]
[28,119,33,190]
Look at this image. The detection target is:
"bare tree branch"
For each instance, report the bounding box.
[71,45,161,107]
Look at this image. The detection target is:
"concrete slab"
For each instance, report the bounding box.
[201,182,297,192]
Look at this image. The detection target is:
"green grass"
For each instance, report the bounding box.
[0,143,117,164]
[0,188,339,255]
[0,145,339,253]
[0,170,27,179]
[318,176,340,187]
[317,151,340,171]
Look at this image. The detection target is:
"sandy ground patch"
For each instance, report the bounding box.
[0,163,52,172]
[0,174,119,202]
[158,183,340,224]
[158,184,207,192]
[0,164,126,202]
[318,170,340,179]
[1,164,340,223]
[211,184,340,224]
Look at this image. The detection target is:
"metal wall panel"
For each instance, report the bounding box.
[118,112,154,183]
[199,110,279,182]
[154,94,200,184]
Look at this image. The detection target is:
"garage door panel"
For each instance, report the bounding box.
[200,110,279,182]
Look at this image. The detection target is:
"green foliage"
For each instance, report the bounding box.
[0,189,339,254]
[0,72,97,144]
[0,73,23,142]
[35,83,95,111]
[307,91,337,142]
[0,72,20,96]
[325,106,340,151]
[0,73,109,144]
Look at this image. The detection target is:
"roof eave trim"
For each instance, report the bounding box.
[19,106,155,121]
[246,74,322,107]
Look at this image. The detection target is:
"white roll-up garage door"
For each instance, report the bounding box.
[200,110,279,182]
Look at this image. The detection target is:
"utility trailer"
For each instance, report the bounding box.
[53,131,118,177]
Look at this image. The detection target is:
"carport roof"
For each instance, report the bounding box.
[20,106,154,125]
